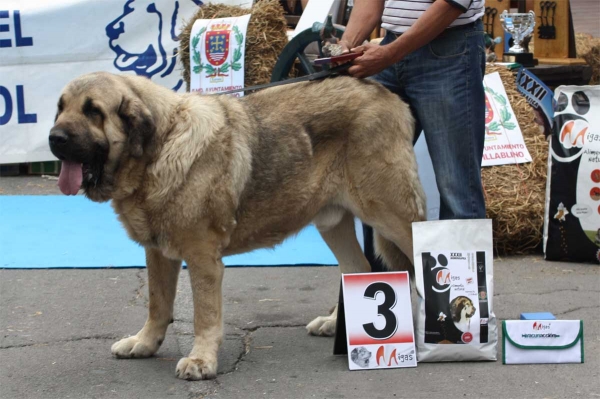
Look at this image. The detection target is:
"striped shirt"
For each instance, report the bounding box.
[381,0,485,33]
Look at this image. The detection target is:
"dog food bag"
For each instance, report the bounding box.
[544,85,600,263]
[413,219,498,362]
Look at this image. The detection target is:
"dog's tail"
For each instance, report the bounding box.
[373,230,414,280]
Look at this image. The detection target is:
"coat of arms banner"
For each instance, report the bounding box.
[189,15,251,97]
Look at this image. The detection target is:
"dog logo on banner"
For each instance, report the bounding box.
[105,0,203,91]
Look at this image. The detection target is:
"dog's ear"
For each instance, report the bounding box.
[450,298,462,322]
[118,96,155,158]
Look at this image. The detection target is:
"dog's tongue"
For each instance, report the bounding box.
[58,161,83,195]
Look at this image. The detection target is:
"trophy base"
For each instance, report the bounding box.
[502,52,538,67]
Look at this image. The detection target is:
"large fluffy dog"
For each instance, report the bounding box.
[48,72,426,380]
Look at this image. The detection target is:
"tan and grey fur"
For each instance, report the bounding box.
[50,72,426,380]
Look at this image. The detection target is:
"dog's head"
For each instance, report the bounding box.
[49,72,156,202]
[105,0,202,90]
[450,296,476,323]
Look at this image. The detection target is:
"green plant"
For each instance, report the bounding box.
[485,86,517,131]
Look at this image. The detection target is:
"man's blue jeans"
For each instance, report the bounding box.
[374,20,487,219]
[363,21,487,269]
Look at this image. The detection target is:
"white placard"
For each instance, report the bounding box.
[189,15,251,97]
[482,72,533,166]
[342,272,417,370]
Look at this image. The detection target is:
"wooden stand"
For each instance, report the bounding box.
[532,0,586,65]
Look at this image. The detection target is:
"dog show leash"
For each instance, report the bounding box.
[212,54,359,96]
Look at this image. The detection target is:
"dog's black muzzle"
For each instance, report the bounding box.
[48,128,71,160]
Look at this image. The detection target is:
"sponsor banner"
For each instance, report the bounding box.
[516,67,554,136]
[482,72,533,166]
[189,15,251,96]
[342,272,417,370]
[0,0,253,164]
[544,85,600,263]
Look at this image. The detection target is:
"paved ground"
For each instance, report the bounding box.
[1,176,599,399]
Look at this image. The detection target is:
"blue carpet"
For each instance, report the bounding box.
[0,196,338,269]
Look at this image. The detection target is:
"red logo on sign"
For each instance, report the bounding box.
[436,269,451,286]
[205,23,231,66]
[559,120,587,149]
[485,94,494,124]
[461,332,473,343]
[376,346,398,367]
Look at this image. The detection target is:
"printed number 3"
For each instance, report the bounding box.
[362,282,398,339]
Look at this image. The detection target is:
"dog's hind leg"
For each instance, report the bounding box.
[374,229,414,277]
[362,213,419,280]
[307,210,371,336]
[112,247,181,359]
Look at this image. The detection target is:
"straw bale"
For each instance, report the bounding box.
[178,0,288,91]
[576,33,600,85]
[483,65,549,255]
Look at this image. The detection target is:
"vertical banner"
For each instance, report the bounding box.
[482,72,532,166]
[516,67,554,137]
[544,85,600,263]
[189,15,251,96]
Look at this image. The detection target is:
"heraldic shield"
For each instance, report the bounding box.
[205,24,231,67]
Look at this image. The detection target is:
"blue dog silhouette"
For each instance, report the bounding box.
[106,0,203,91]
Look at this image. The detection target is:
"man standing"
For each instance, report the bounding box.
[340,0,487,269]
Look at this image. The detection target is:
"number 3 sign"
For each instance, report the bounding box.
[342,272,417,370]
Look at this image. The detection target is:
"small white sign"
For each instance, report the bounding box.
[342,272,417,370]
[482,72,533,166]
[189,15,251,97]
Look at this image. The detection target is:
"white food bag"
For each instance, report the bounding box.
[413,219,498,361]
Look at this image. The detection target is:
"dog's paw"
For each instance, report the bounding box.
[111,336,157,359]
[306,315,337,337]
[175,357,217,380]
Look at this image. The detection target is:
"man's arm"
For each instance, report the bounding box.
[348,0,464,78]
[339,0,385,49]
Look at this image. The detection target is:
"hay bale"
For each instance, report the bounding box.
[178,0,288,91]
[576,33,600,85]
[482,65,549,255]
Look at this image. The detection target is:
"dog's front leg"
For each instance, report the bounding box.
[176,243,224,381]
[112,247,181,358]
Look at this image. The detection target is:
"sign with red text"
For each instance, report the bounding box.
[482,72,532,166]
[342,272,417,370]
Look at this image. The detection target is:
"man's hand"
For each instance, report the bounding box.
[347,42,395,79]
[338,40,352,55]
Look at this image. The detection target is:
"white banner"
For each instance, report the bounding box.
[0,0,253,165]
[482,72,532,167]
[189,15,251,96]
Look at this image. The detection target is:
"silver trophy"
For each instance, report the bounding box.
[499,10,537,66]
